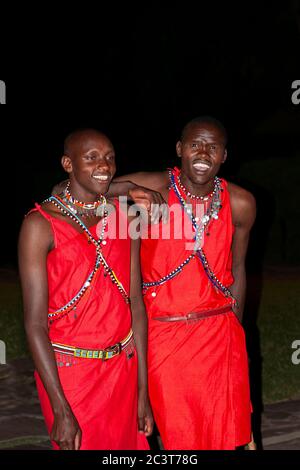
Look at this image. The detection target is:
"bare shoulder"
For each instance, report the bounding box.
[20,204,53,240]
[22,209,48,229]
[40,199,62,217]
[227,182,256,228]
[39,199,70,223]
[227,181,256,207]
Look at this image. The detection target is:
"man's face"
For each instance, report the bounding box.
[62,132,116,195]
[176,122,227,185]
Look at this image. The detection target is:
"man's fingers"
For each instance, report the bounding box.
[129,188,166,209]
[129,193,168,225]
[133,198,151,212]
[138,417,145,433]
[144,416,154,437]
[59,439,74,451]
[157,194,166,206]
[150,203,169,224]
[138,417,154,436]
[160,203,169,223]
[74,429,82,450]
[150,204,160,224]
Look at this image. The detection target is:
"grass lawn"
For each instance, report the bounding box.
[0,280,28,359]
[0,276,299,404]
[257,279,300,404]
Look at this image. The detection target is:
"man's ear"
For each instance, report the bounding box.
[176,141,182,158]
[222,149,227,163]
[61,155,73,174]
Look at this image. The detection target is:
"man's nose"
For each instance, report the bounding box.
[96,158,110,171]
[196,142,207,153]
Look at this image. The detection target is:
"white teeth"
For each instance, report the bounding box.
[93,175,109,181]
[193,162,210,170]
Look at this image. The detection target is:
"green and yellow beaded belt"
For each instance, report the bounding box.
[52,329,133,361]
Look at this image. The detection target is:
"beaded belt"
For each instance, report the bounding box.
[51,329,133,361]
[152,305,233,322]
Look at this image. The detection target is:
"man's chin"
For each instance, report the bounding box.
[190,174,211,186]
[92,181,111,195]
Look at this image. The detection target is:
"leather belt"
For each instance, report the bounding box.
[51,329,133,361]
[152,305,233,322]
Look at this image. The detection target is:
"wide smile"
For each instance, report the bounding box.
[192,160,212,173]
[92,174,111,183]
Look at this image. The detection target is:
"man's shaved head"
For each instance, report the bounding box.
[61,127,116,197]
[64,128,113,157]
[181,116,228,146]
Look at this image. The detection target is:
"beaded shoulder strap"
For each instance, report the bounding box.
[170,171,237,305]
[44,196,130,324]
[143,170,237,307]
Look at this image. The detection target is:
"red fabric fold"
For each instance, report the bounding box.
[33,202,149,450]
[141,169,251,449]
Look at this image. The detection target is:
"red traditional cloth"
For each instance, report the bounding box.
[31,201,149,450]
[140,168,251,450]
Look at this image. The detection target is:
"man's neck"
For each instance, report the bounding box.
[179,172,215,198]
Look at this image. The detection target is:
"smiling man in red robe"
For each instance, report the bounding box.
[112,116,256,450]
[18,129,153,450]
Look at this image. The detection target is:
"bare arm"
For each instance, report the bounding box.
[130,229,153,437]
[229,184,256,322]
[113,171,168,193]
[51,172,168,197]
[18,212,82,450]
[51,172,168,220]
[108,172,169,221]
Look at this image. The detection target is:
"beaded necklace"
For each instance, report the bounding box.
[177,175,215,201]
[44,195,130,323]
[48,194,108,249]
[62,181,106,218]
[142,170,218,294]
[172,172,222,251]
[142,170,237,307]
[171,171,237,305]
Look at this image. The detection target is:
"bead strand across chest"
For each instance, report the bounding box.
[44,195,130,308]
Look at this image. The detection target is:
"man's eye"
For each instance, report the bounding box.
[191,143,198,148]
[86,155,96,160]
[210,145,217,150]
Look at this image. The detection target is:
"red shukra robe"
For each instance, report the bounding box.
[31,201,149,450]
[140,168,251,450]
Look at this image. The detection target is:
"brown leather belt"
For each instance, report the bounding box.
[152,304,233,322]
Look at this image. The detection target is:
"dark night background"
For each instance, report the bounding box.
[1,2,299,269]
[0,1,300,450]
